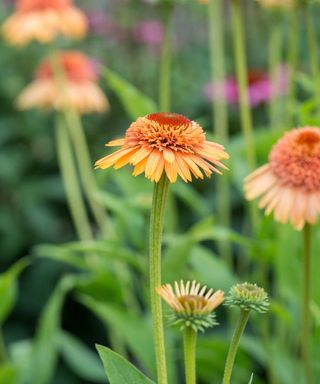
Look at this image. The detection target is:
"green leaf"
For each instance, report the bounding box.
[190,245,237,291]
[0,258,30,325]
[79,296,155,376]
[0,364,18,384]
[102,67,158,120]
[96,345,155,384]
[58,331,105,382]
[31,275,76,384]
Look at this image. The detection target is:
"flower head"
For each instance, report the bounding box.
[17,51,109,114]
[133,20,163,46]
[256,0,295,10]
[157,280,224,332]
[244,127,320,230]
[204,67,288,108]
[225,283,269,314]
[95,112,229,183]
[2,0,87,46]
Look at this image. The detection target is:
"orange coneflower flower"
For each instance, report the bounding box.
[2,0,87,46]
[95,112,229,183]
[17,51,109,114]
[244,127,320,230]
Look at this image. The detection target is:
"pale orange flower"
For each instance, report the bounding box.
[255,0,295,9]
[2,0,87,46]
[157,280,224,315]
[95,112,229,183]
[17,51,109,114]
[244,127,320,230]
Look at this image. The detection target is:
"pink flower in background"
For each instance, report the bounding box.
[204,66,288,108]
[86,11,125,41]
[133,20,163,46]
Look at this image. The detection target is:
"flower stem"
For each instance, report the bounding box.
[184,327,197,384]
[302,224,313,384]
[303,3,320,119]
[268,13,283,130]
[149,174,169,384]
[208,0,231,265]
[286,8,299,125]
[63,109,113,238]
[222,309,250,384]
[230,0,256,170]
[55,114,93,241]
[159,3,174,112]
[0,329,7,363]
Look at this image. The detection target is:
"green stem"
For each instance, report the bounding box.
[208,0,231,265]
[268,13,283,130]
[303,3,320,119]
[0,329,7,363]
[184,327,197,384]
[286,8,299,125]
[231,0,256,170]
[149,174,169,384]
[55,115,93,241]
[63,109,113,238]
[159,3,174,112]
[222,309,250,384]
[302,224,313,384]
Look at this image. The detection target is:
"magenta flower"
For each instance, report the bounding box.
[204,66,288,108]
[133,20,164,46]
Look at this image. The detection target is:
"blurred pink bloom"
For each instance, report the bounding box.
[204,66,288,108]
[86,11,125,41]
[133,20,163,46]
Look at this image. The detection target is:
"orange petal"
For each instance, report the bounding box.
[106,138,126,147]
[163,148,175,163]
[165,161,178,183]
[145,150,162,179]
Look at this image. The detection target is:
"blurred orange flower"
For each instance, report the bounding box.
[256,0,295,9]
[17,51,109,114]
[244,127,320,230]
[2,0,87,46]
[95,112,229,183]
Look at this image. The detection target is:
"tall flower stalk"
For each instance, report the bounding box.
[159,2,174,112]
[208,0,231,264]
[183,327,197,384]
[223,283,269,384]
[268,12,283,130]
[302,224,313,384]
[222,309,250,384]
[149,174,170,384]
[63,109,112,238]
[230,0,256,170]
[303,2,320,119]
[55,114,93,241]
[286,8,299,124]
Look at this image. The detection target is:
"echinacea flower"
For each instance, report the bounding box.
[204,67,288,108]
[157,280,224,331]
[225,283,269,314]
[17,51,109,114]
[256,0,295,10]
[2,0,87,46]
[95,112,229,183]
[244,127,320,230]
[133,20,164,46]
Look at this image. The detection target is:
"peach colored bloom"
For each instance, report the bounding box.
[157,280,224,316]
[244,127,320,230]
[256,0,295,9]
[17,51,109,114]
[2,0,87,46]
[95,112,229,183]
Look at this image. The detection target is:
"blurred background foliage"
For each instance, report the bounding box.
[1,0,320,383]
